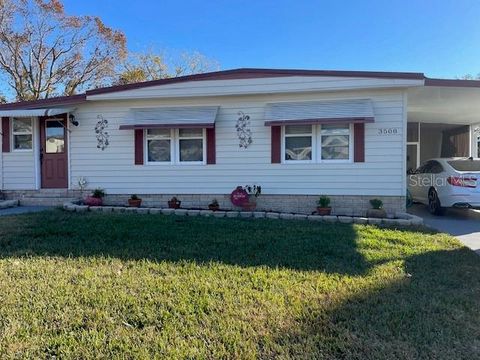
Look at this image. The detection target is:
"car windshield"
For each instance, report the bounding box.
[447,160,480,172]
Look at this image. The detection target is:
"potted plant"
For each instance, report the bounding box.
[366,199,387,218]
[128,194,142,208]
[316,195,332,215]
[84,188,105,206]
[242,184,261,211]
[208,199,220,211]
[168,196,181,209]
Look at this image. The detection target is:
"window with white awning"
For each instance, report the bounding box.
[265,99,374,164]
[120,106,219,165]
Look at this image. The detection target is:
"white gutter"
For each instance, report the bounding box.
[0,108,75,117]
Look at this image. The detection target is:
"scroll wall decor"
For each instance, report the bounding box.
[235,111,252,149]
[95,115,110,150]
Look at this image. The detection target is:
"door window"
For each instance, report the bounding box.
[45,120,65,153]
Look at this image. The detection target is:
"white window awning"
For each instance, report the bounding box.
[264,99,375,126]
[0,108,75,117]
[119,106,219,130]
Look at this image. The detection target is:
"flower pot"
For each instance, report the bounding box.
[168,200,181,209]
[241,201,257,211]
[128,199,142,208]
[84,196,103,206]
[208,204,220,211]
[366,208,387,218]
[316,207,331,216]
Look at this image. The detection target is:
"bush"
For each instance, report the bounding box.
[130,194,139,200]
[370,199,383,209]
[91,188,105,199]
[317,195,331,208]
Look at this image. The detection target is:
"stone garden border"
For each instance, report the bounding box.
[0,199,19,210]
[63,201,423,227]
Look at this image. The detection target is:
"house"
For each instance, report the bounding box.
[0,68,479,215]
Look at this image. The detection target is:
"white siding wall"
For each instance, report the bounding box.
[1,118,37,190]
[70,88,406,196]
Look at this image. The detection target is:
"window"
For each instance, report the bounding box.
[12,118,33,151]
[284,125,313,161]
[283,124,352,163]
[320,124,350,160]
[45,120,65,153]
[146,128,205,164]
[147,129,172,162]
[178,128,204,163]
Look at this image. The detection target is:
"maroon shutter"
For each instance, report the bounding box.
[271,126,281,163]
[206,127,216,164]
[2,117,10,153]
[354,123,365,163]
[134,129,144,165]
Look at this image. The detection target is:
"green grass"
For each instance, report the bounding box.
[0,210,479,359]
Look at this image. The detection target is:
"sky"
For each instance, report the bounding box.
[57,1,480,78]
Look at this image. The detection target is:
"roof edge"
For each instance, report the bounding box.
[425,78,480,88]
[86,68,426,96]
[3,69,480,110]
[0,94,86,110]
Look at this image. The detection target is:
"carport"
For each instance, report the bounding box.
[407,80,480,172]
[407,80,480,252]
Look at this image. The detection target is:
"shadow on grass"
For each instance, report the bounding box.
[274,247,480,358]
[0,209,375,275]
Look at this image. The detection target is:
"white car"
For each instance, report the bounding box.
[408,158,480,215]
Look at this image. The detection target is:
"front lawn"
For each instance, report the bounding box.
[0,210,479,359]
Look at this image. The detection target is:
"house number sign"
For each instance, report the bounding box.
[377,128,399,135]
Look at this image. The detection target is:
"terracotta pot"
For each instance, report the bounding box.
[168,200,181,209]
[84,196,103,206]
[316,207,331,216]
[208,204,220,211]
[128,199,142,208]
[366,208,387,218]
[242,201,257,211]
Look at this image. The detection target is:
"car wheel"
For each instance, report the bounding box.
[428,189,445,216]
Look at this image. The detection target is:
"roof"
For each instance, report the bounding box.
[0,67,479,110]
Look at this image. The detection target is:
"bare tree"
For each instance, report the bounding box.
[116,49,220,85]
[0,0,126,101]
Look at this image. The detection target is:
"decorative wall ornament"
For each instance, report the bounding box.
[95,115,109,150]
[235,111,252,149]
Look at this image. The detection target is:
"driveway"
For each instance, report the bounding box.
[409,204,480,254]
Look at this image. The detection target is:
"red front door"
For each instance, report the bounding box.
[40,115,68,188]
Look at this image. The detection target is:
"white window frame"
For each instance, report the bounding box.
[281,123,353,164]
[11,117,34,152]
[175,128,206,165]
[319,123,353,164]
[145,128,174,165]
[282,125,315,164]
[145,128,206,165]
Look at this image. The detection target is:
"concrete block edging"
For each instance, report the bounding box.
[62,201,424,227]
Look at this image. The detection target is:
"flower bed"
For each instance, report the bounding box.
[63,201,423,227]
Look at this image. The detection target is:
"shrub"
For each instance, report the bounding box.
[370,199,383,209]
[317,195,331,208]
[91,188,105,199]
[209,199,219,207]
[130,194,139,200]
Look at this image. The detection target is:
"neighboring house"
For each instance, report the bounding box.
[0,68,479,215]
